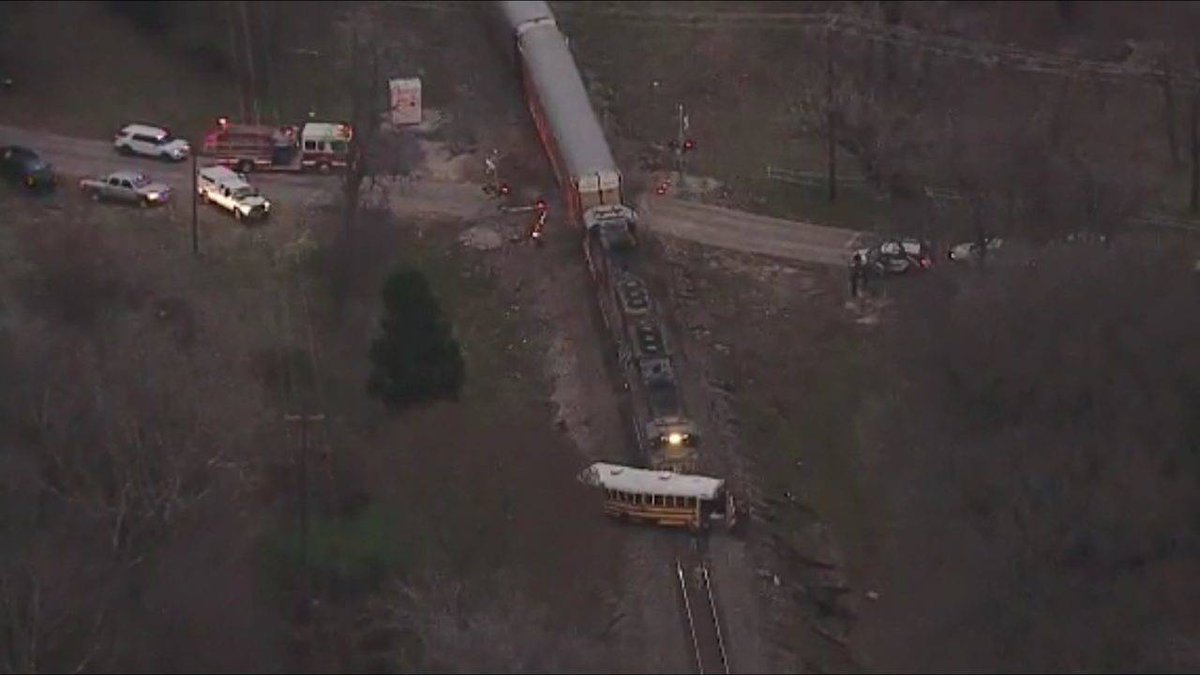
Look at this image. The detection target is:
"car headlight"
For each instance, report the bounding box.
[262,201,271,211]
[146,192,161,201]
[240,205,252,214]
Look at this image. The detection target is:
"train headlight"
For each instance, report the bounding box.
[667,432,683,446]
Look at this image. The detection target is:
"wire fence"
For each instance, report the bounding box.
[766,164,1200,234]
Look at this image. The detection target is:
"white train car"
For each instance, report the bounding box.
[491,1,627,231]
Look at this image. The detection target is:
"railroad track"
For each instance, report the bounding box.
[676,544,730,675]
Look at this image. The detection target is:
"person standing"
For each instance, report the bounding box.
[849,252,866,299]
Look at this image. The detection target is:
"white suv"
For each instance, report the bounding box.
[197,165,271,222]
[113,123,191,162]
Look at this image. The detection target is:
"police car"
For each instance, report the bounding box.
[853,237,934,277]
[948,236,1005,263]
[113,123,191,161]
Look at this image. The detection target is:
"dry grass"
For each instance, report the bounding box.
[0,180,625,672]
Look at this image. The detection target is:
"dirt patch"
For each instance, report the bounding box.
[647,233,866,672]
[415,137,480,183]
[457,224,504,251]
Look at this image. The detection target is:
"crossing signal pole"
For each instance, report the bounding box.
[191,152,199,256]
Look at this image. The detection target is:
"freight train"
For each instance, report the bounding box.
[487,1,704,477]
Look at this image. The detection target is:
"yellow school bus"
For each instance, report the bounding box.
[578,462,738,532]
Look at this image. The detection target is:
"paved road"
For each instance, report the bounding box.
[639,195,867,267]
[0,124,492,220]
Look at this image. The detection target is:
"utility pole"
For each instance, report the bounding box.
[676,102,687,191]
[191,153,199,256]
[284,412,325,625]
[826,25,838,203]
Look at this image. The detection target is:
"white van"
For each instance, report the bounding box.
[197,165,271,222]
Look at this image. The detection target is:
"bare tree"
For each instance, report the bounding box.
[1191,50,1200,214]
[225,2,247,120]
[340,6,390,239]
[871,246,1200,671]
[1158,51,1182,168]
[361,573,607,673]
[237,0,260,124]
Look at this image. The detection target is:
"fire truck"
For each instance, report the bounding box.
[200,118,353,174]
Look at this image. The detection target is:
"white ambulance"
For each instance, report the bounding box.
[197,165,272,222]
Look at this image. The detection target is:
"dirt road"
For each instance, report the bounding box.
[640,196,867,267]
[0,123,492,221]
[4,122,871,268]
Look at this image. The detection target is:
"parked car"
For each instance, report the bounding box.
[197,165,271,222]
[853,237,934,277]
[113,123,190,161]
[1064,231,1109,246]
[79,170,171,207]
[0,145,57,192]
[948,236,1004,263]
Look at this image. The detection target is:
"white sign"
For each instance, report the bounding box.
[388,78,422,127]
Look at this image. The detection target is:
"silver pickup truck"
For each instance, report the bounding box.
[79,170,171,207]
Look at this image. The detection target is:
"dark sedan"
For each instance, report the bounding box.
[1,145,57,192]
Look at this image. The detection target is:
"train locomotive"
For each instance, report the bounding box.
[487,1,702,475]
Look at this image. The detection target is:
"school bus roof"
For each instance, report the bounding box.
[578,462,724,500]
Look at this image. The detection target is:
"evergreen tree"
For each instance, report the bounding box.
[367,268,465,410]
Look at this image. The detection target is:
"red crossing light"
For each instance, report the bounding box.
[682,138,695,152]
[535,198,548,212]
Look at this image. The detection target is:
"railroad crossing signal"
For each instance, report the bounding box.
[682,138,695,152]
